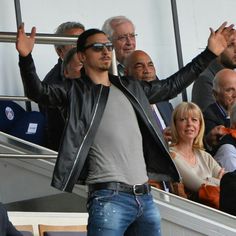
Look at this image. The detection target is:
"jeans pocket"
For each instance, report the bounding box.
[87,189,117,210]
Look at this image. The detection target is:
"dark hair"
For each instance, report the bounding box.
[77,28,106,52]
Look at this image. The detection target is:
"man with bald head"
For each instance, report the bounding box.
[204,68,236,154]
[125,50,157,81]
[124,50,173,133]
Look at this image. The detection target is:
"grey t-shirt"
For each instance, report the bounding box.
[86,84,148,185]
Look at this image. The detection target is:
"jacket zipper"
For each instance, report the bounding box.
[63,85,103,191]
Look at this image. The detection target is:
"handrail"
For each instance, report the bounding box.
[0,154,57,159]
[0,95,30,101]
[0,31,78,45]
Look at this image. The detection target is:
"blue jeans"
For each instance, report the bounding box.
[87,189,161,236]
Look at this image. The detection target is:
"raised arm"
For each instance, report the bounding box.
[15,23,67,107]
[16,23,36,57]
[143,22,235,104]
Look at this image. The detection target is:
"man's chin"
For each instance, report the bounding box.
[142,77,155,82]
[125,50,134,55]
[99,66,110,71]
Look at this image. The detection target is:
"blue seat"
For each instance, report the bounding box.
[44,232,87,236]
[20,231,34,236]
[14,224,34,236]
[0,101,25,132]
[8,111,46,146]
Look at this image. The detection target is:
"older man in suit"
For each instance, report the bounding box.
[124,50,173,131]
[204,68,236,154]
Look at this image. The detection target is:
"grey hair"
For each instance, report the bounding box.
[230,103,236,126]
[54,21,85,51]
[102,16,134,40]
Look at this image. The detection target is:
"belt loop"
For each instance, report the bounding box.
[116,182,120,193]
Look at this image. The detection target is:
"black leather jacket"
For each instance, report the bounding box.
[19,48,216,192]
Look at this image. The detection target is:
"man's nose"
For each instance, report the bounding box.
[143,65,149,73]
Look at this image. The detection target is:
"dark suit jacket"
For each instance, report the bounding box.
[203,102,230,135]
[203,102,230,155]
[192,59,224,111]
[155,101,173,127]
[0,203,22,236]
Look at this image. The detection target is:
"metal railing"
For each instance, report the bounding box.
[0,31,78,45]
[0,153,57,159]
[0,95,30,101]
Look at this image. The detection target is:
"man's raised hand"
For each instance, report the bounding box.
[16,23,36,57]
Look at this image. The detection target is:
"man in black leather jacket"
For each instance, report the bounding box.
[16,23,233,236]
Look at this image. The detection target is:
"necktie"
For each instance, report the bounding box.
[117,64,124,77]
[151,105,163,131]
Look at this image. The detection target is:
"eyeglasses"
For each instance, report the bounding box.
[115,33,137,42]
[83,42,113,52]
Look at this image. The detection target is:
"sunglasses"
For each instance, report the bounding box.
[83,42,113,52]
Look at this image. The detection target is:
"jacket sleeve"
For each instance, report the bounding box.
[18,53,67,107]
[142,48,217,104]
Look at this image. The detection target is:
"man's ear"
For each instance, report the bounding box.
[78,52,85,63]
[213,89,218,99]
[56,48,64,58]
[64,68,69,78]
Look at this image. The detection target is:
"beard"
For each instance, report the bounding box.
[98,61,111,71]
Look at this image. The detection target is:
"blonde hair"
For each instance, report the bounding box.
[171,102,205,149]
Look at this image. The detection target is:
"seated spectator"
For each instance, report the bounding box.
[192,31,236,111]
[40,21,85,151]
[124,50,173,133]
[203,69,236,154]
[169,102,224,197]
[0,203,23,236]
[214,103,236,172]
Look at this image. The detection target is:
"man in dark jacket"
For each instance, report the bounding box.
[0,203,22,236]
[16,22,233,236]
[40,21,85,151]
[203,68,236,155]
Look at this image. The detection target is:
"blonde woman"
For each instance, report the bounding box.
[169,102,224,195]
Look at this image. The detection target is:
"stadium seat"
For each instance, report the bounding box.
[38,224,87,236]
[0,100,25,132]
[8,111,46,146]
[15,225,34,236]
[0,100,46,146]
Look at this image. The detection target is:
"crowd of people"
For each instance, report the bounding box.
[1,15,235,236]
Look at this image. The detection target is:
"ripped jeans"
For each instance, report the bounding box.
[87,189,161,236]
